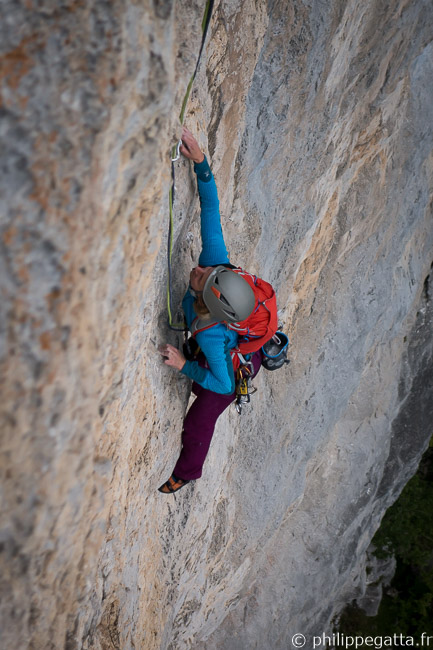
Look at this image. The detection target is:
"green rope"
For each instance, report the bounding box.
[167,0,214,331]
[179,74,195,126]
[167,185,177,328]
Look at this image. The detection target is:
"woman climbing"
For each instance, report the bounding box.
[158,127,266,494]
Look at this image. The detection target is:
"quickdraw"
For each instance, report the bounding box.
[235,361,256,415]
[171,140,182,163]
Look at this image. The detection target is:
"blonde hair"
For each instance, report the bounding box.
[193,295,211,318]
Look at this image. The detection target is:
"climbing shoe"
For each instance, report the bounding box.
[158,474,190,494]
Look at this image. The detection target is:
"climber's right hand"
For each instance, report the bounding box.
[180,127,205,164]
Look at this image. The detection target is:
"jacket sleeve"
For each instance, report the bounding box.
[180,326,235,395]
[193,157,230,267]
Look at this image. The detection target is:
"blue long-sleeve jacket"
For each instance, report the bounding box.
[180,157,239,394]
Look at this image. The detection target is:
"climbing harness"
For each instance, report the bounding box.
[167,0,215,332]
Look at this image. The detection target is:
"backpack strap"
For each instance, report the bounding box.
[190,315,221,337]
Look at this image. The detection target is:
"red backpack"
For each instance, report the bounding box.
[191,268,278,370]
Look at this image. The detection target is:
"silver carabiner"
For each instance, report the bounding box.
[171,139,182,162]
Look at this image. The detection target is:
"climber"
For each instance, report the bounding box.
[158,126,265,494]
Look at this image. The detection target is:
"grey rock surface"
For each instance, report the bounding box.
[355,548,397,618]
[0,1,432,649]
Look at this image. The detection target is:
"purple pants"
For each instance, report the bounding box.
[173,350,263,481]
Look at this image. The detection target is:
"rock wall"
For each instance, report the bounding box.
[1,1,432,649]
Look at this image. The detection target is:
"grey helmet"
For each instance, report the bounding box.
[202,266,256,323]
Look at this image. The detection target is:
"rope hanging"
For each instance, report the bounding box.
[167,0,215,331]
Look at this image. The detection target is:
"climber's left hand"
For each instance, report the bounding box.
[159,344,186,371]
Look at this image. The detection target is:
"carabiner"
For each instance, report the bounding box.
[171,139,182,162]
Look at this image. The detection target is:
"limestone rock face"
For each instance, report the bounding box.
[1,1,432,649]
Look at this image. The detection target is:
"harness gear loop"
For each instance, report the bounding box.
[235,361,257,415]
